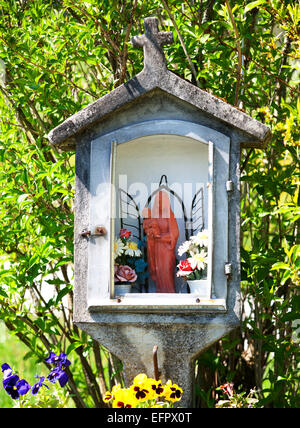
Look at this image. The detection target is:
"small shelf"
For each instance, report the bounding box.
[89,294,227,313]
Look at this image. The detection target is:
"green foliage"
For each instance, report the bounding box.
[0,322,37,408]
[0,0,299,408]
[13,381,73,409]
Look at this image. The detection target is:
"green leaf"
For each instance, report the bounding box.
[55,286,71,304]
[245,1,266,13]
[67,341,83,355]
[0,287,8,297]
[271,262,290,270]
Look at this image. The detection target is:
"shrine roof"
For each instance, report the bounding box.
[48,18,271,151]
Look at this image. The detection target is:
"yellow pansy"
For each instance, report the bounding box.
[148,378,165,397]
[164,380,183,403]
[130,373,154,402]
[103,383,121,402]
[112,388,137,408]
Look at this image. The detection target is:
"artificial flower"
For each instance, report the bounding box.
[190,230,208,247]
[134,258,148,273]
[176,259,194,277]
[114,238,125,259]
[177,240,192,256]
[115,265,137,282]
[125,241,142,257]
[120,228,131,239]
[177,231,208,280]
[188,249,208,270]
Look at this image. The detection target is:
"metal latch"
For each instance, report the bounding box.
[81,226,107,238]
[226,180,233,192]
[225,263,232,278]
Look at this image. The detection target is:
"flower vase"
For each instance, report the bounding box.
[114,283,132,297]
[187,279,210,298]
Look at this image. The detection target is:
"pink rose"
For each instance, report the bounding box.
[120,228,131,239]
[115,265,137,283]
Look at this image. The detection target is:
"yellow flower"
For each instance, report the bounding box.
[107,374,183,408]
[104,391,113,402]
[148,378,165,397]
[103,383,121,402]
[133,373,148,383]
[112,388,136,408]
[125,241,142,257]
[164,380,183,403]
[130,373,153,402]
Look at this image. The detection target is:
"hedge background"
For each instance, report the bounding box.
[0,0,299,408]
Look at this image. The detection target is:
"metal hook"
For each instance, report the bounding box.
[159,174,168,186]
[153,345,160,381]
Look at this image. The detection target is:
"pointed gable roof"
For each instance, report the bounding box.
[48,17,271,151]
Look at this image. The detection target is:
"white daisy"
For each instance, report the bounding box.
[124,241,142,257]
[188,249,208,271]
[177,240,192,256]
[114,238,125,259]
[190,230,209,248]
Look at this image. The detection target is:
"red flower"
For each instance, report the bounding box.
[176,259,194,277]
[120,228,131,239]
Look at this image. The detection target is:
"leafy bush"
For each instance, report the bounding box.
[0,0,299,408]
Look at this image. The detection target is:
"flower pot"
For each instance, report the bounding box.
[187,279,210,298]
[114,283,132,297]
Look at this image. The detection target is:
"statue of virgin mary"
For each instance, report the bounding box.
[142,191,179,293]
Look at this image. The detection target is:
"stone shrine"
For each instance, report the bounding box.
[48,17,271,407]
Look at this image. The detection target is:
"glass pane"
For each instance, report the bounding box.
[114,135,209,296]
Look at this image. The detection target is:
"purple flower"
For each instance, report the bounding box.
[47,367,69,387]
[1,364,31,400]
[44,352,70,388]
[31,376,49,395]
[1,363,13,380]
[45,352,70,369]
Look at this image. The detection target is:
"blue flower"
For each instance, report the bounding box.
[47,367,69,387]
[134,258,148,273]
[44,352,70,388]
[45,352,70,369]
[1,364,31,400]
[31,375,49,395]
[1,363,13,380]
